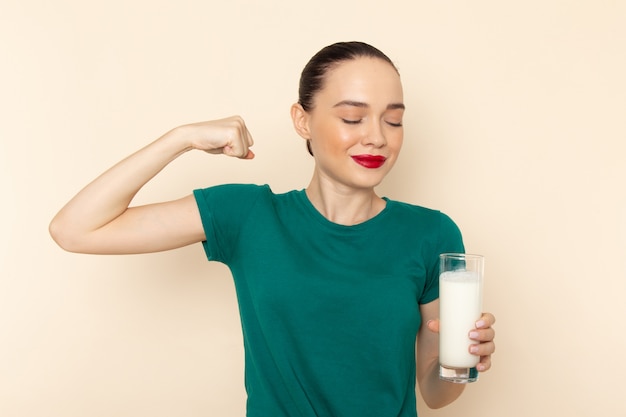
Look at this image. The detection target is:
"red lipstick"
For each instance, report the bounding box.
[351,154,387,169]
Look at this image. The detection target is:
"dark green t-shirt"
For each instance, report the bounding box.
[193,184,464,417]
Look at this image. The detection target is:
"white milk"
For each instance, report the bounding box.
[439,270,482,368]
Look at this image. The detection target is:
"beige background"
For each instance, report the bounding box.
[1,0,625,416]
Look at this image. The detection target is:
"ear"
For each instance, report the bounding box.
[290,103,311,140]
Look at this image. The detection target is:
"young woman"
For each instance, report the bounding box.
[50,41,495,417]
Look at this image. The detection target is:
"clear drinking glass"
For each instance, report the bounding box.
[438,253,484,383]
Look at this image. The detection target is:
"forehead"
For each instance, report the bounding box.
[318,57,403,105]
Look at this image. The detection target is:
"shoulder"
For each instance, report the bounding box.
[386,199,455,225]
[194,183,271,195]
[193,183,272,204]
[192,184,305,220]
[385,198,462,240]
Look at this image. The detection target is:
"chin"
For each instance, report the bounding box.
[350,174,387,189]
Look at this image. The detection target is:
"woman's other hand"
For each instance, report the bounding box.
[427,312,496,372]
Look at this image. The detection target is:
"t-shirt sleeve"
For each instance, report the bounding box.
[419,212,465,304]
[193,184,266,263]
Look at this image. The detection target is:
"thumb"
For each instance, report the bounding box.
[426,319,440,334]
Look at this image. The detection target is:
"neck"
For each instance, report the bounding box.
[305,176,386,226]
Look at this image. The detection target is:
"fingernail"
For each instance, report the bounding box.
[476,320,486,328]
[470,345,479,354]
[469,331,479,339]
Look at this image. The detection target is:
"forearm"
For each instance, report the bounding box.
[49,126,191,248]
[417,355,465,409]
[416,301,467,409]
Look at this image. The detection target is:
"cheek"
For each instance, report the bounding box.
[386,128,404,149]
[313,122,360,149]
[336,127,361,145]
[394,134,404,150]
[384,133,403,168]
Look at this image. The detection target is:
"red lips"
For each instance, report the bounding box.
[351,154,387,169]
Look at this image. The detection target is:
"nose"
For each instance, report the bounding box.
[364,120,387,148]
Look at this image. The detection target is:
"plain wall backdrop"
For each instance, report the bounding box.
[1,0,625,416]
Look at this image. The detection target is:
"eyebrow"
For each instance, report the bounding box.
[333,100,405,110]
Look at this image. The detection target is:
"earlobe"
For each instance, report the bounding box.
[290,103,311,140]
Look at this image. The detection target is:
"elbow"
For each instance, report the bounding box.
[417,376,465,410]
[49,218,69,251]
[49,217,80,253]
[423,398,450,410]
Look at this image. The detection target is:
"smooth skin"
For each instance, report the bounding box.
[49,117,253,254]
[49,57,495,410]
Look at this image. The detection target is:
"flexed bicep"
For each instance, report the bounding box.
[50,117,255,255]
[52,195,205,254]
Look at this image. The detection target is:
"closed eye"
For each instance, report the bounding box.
[342,118,362,125]
[386,121,403,127]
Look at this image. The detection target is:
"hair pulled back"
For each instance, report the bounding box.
[298,41,398,112]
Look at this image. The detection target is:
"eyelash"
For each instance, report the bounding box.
[341,119,403,127]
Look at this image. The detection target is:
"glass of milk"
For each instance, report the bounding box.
[438,253,484,383]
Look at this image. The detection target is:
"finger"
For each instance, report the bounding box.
[244,126,254,147]
[236,117,254,147]
[469,340,495,356]
[476,356,492,372]
[243,149,255,159]
[469,344,493,361]
[219,116,249,158]
[224,144,250,159]
[222,128,249,158]
[475,312,496,329]
[469,327,495,342]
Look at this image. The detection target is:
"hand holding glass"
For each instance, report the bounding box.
[438,253,484,383]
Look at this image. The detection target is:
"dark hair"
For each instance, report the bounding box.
[298,42,398,155]
[298,41,398,112]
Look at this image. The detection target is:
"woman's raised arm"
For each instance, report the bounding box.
[49,116,254,254]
